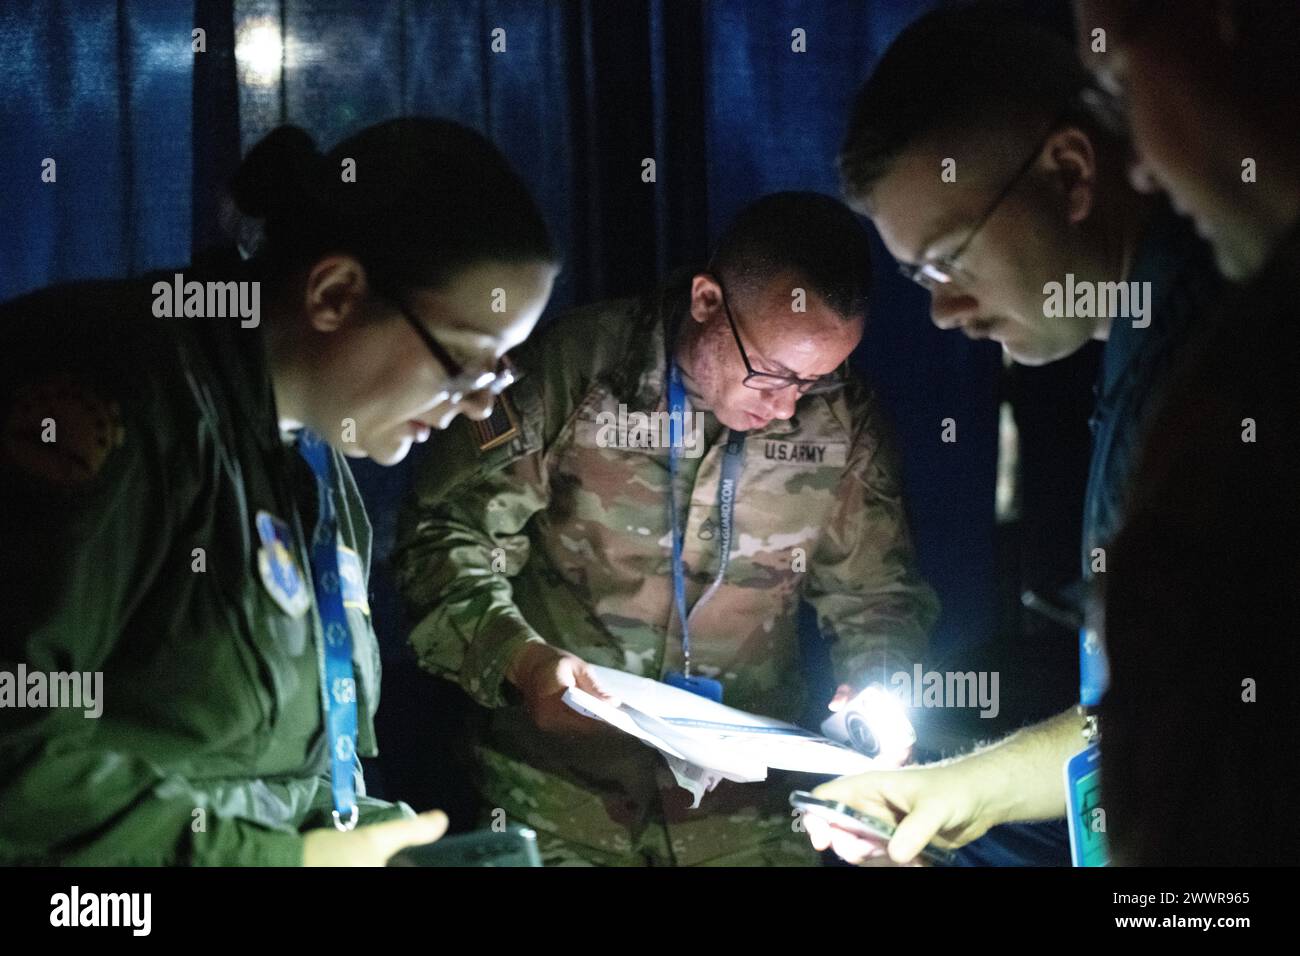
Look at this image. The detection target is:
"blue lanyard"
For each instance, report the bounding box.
[1072,620,1110,866]
[1079,622,1109,710]
[666,363,746,676]
[296,429,361,831]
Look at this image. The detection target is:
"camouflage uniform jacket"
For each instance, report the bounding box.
[395,275,938,864]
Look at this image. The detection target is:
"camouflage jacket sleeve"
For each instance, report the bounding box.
[802,381,939,689]
[394,301,641,709]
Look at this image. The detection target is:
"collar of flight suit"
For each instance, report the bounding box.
[182,256,285,455]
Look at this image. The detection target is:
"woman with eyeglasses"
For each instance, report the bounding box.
[0,118,557,865]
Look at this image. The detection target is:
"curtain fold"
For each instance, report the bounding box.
[0,0,194,299]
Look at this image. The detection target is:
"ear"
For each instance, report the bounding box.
[689,272,724,325]
[303,254,371,334]
[1044,125,1099,226]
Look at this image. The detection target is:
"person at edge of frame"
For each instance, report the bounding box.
[0,118,558,866]
[809,2,1223,866]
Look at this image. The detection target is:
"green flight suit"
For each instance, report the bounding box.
[0,269,410,865]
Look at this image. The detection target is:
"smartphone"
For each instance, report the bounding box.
[387,825,543,867]
[789,790,955,866]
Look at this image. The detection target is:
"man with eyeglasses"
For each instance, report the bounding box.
[393,191,939,866]
[1069,0,1300,865]
[805,4,1222,867]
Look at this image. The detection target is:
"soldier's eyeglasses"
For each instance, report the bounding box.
[713,276,849,396]
[387,297,516,402]
[898,111,1064,292]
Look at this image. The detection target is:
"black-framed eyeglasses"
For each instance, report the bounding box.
[898,111,1065,292]
[713,276,849,396]
[387,297,516,402]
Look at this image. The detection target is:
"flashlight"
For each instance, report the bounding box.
[821,684,915,761]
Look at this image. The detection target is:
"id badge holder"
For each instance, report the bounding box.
[663,671,723,703]
[1064,743,1110,866]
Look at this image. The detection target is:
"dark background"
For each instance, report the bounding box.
[0,0,1094,823]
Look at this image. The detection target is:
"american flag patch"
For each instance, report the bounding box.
[469,393,520,452]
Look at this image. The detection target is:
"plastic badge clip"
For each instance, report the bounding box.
[664,670,723,703]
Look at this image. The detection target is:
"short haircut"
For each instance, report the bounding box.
[840,2,1115,209]
[709,191,872,320]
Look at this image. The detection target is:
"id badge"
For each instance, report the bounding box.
[1064,743,1110,866]
[663,671,723,703]
[335,545,371,616]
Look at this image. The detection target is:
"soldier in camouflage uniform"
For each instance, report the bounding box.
[395,193,938,866]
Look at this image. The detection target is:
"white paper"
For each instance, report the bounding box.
[662,755,725,809]
[563,665,877,804]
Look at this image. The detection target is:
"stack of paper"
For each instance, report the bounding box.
[563,665,876,806]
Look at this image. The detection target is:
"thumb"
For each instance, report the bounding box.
[573,662,617,703]
[828,684,856,712]
[541,655,586,699]
[813,774,894,822]
[523,649,575,697]
[370,810,449,860]
[887,800,946,864]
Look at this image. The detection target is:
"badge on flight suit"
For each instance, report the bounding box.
[335,545,371,616]
[255,510,311,618]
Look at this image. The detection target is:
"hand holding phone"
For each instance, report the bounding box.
[790,790,955,866]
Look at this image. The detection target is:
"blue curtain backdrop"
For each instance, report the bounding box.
[0,0,194,293]
[220,0,1003,651]
[1,1,1089,814]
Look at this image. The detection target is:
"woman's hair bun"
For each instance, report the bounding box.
[231,125,321,219]
[227,116,555,283]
